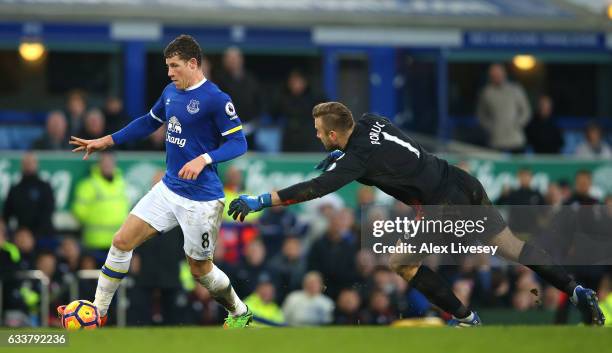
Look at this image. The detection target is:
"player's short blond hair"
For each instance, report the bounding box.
[312,102,354,133]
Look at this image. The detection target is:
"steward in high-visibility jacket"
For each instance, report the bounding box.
[243,279,286,327]
[600,294,612,327]
[72,154,129,250]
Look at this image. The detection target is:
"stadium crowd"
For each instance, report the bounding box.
[1,151,611,327]
[0,50,611,327]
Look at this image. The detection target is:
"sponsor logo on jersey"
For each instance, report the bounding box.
[167,116,186,147]
[187,99,200,114]
[168,116,182,134]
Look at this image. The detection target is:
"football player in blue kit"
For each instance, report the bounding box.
[60,34,253,328]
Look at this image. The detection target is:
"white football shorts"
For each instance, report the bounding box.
[131,181,224,261]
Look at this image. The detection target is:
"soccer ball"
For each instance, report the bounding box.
[61,300,101,330]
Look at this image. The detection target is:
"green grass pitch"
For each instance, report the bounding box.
[2,326,611,353]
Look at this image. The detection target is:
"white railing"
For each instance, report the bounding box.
[1,270,129,327]
[68,270,129,327]
[17,270,50,327]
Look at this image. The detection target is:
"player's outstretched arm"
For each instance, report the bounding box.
[229,152,365,222]
[70,135,114,160]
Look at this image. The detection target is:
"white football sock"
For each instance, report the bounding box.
[93,245,132,317]
[196,264,247,316]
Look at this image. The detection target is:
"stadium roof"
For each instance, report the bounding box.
[0,0,610,30]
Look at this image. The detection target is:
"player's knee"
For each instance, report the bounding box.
[112,232,135,252]
[189,259,213,278]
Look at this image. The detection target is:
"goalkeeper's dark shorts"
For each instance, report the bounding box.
[438,165,507,240]
[400,166,508,249]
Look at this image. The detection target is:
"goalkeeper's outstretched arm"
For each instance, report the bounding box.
[228,152,365,221]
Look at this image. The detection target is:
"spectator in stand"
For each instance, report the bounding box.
[333,288,364,325]
[536,182,566,236]
[511,267,541,312]
[258,206,304,255]
[72,152,130,252]
[13,227,36,270]
[354,186,376,224]
[216,47,262,145]
[0,220,19,275]
[188,282,226,325]
[558,179,572,203]
[355,249,376,294]
[65,89,88,136]
[544,182,564,208]
[3,152,55,239]
[477,63,531,153]
[103,96,130,135]
[525,95,564,154]
[370,266,410,315]
[56,237,81,275]
[243,273,285,326]
[362,290,396,325]
[31,111,71,150]
[35,250,71,326]
[268,236,306,303]
[218,166,260,265]
[0,220,23,322]
[79,254,98,270]
[222,166,259,223]
[78,108,106,140]
[307,209,359,300]
[497,168,545,235]
[566,170,598,206]
[272,69,326,152]
[231,239,271,298]
[282,271,334,326]
[574,122,612,158]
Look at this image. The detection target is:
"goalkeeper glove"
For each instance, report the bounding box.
[315,149,344,171]
[228,193,272,222]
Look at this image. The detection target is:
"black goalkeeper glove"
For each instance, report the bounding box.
[228,193,272,222]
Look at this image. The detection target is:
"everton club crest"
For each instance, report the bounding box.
[186,99,200,114]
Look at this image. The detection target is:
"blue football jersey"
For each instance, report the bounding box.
[148,78,244,201]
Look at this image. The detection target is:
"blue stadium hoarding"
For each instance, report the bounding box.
[464,31,607,51]
[1,21,611,51]
[0,0,576,19]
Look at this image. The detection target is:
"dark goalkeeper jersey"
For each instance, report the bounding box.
[277,114,452,206]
